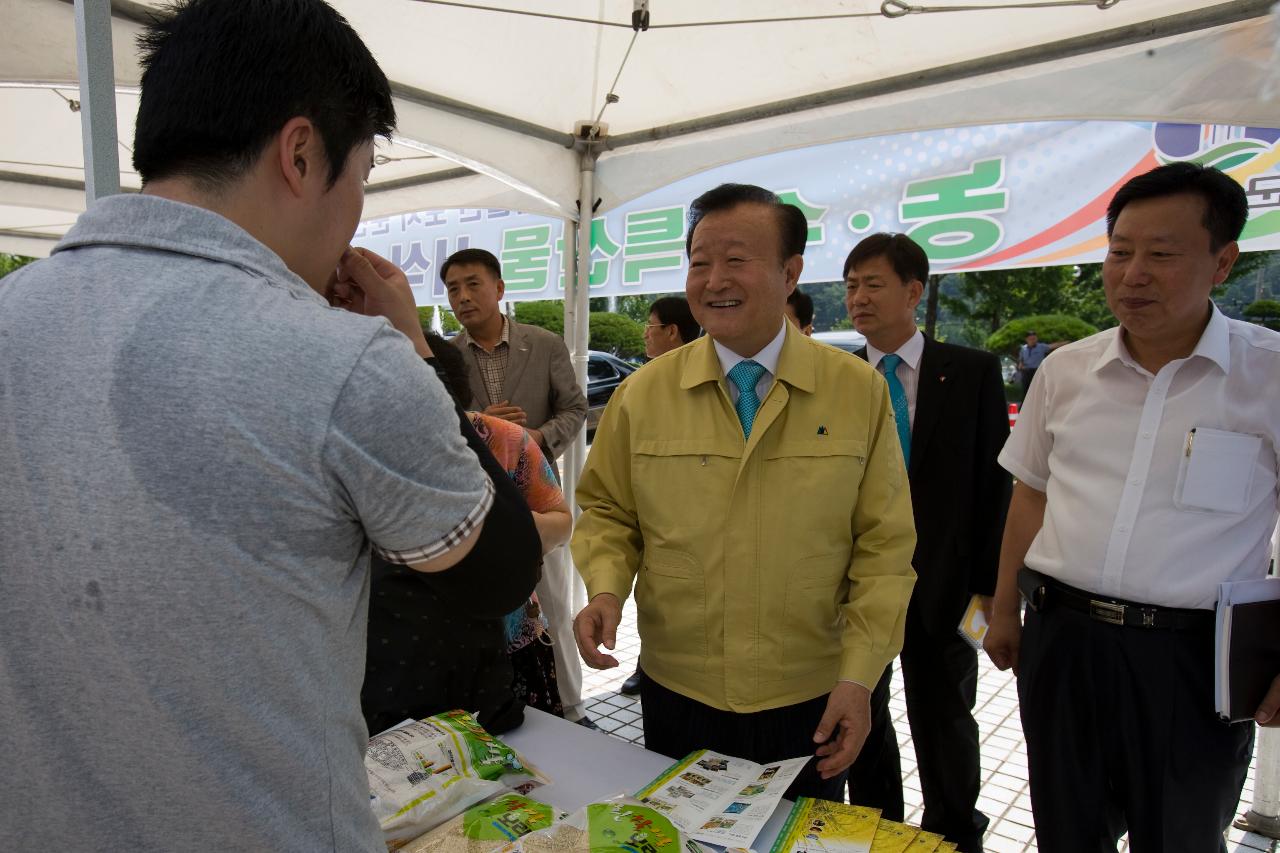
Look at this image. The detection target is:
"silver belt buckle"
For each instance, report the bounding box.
[1089,599,1126,625]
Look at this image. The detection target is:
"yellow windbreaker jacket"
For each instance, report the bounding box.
[572,324,917,712]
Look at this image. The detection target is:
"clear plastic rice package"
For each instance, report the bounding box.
[366,710,549,850]
[399,793,563,853]
[505,796,707,853]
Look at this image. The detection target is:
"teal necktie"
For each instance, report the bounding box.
[727,359,768,437]
[880,353,911,466]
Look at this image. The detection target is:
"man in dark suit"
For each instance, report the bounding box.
[843,233,1011,853]
[444,248,591,726]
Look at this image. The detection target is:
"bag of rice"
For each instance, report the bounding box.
[508,797,706,853]
[400,793,562,853]
[366,710,549,849]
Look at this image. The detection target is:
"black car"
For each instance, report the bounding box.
[586,350,637,440]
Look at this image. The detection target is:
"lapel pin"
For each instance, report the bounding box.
[939,375,946,383]
[817,425,828,435]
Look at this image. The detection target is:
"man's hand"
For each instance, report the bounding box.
[331,247,431,357]
[484,401,528,425]
[1256,674,1280,726]
[812,681,872,779]
[984,607,1022,675]
[978,595,995,625]
[573,593,622,670]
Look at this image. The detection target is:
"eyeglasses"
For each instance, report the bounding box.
[645,322,673,330]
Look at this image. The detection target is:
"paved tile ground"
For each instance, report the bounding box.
[578,597,1279,852]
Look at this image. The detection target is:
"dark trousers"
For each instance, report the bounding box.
[1020,367,1037,395]
[1018,605,1255,853]
[848,617,989,852]
[845,664,903,815]
[640,676,848,802]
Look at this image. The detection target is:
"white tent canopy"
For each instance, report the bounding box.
[1,0,1277,257]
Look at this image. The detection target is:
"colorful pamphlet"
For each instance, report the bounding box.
[769,797,881,853]
[903,829,946,851]
[867,819,918,853]
[636,749,808,848]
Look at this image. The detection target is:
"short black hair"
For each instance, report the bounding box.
[1106,162,1248,252]
[786,289,814,327]
[441,248,502,283]
[685,183,808,261]
[648,296,700,344]
[134,0,394,190]
[424,332,473,409]
[843,233,930,284]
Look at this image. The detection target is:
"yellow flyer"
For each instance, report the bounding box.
[868,819,918,853]
[903,830,945,852]
[957,594,989,651]
[768,797,880,853]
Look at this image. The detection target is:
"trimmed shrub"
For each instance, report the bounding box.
[588,312,645,359]
[1244,299,1280,331]
[987,314,1098,356]
[513,300,565,336]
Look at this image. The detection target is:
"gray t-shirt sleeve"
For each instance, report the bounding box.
[323,326,492,562]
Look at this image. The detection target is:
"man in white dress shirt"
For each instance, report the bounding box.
[984,162,1280,853]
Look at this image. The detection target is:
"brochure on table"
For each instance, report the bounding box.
[636,749,808,847]
[769,799,954,853]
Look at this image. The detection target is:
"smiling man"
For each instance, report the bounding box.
[571,183,916,800]
[984,163,1280,852]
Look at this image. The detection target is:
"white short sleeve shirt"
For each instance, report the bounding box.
[999,307,1280,609]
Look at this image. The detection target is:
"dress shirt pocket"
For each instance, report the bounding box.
[1174,427,1263,515]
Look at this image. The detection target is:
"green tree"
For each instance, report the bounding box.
[1058,264,1117,331]
[417,306,461,334]
[588,312,644,358]
[942,266,1076,347]
[513,300,564,336]
[1244,298,1280,331]
[1214,250,1277,318]
[614,294,681,324]
[0,253,36,280]
[798,282,849,333]
[986,314,1098,356]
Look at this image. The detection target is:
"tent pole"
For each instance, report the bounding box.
[73,0,121,202]
[561,217,580,520]
[562,143,598,614]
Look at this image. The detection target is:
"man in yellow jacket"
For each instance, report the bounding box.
[571,183,917,800]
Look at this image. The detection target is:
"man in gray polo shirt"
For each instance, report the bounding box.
[0,2,492,851]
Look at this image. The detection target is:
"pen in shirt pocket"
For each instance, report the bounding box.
[1184,427,1197,458]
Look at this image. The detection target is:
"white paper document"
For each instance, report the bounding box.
[635,749,808,848]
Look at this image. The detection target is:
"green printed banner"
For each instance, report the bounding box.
[354,121,1280,307]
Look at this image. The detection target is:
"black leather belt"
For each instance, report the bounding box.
[1018,568,1214,630]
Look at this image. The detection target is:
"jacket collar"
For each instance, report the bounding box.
[680,322,816,393]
